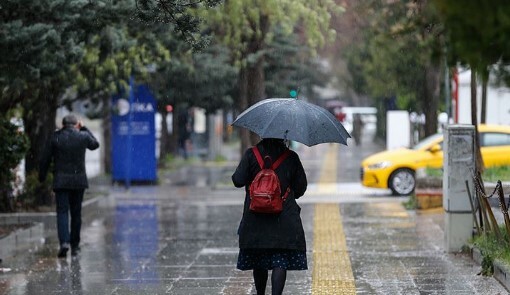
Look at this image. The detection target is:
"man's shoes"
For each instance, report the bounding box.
[71,247,81,257]
[57,247,69,258]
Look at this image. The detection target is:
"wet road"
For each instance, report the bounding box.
[0,130,507,294]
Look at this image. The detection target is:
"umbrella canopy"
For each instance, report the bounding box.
[232,98,351,146]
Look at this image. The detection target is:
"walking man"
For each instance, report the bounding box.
[39,114,99,258]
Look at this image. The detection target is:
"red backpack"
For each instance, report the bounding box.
[249,146,291,214]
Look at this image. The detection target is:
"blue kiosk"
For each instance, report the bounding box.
[111,83,157,185]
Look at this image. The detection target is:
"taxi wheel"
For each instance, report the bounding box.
[389,168,415,196]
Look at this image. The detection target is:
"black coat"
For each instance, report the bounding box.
[39,126,100,190]
[232,139,307,250]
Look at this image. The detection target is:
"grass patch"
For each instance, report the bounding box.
[402,194,417,210]
[214,154,227,162]
[425,167,443,178]
[483,165,510,182]
[424,165,510,182]
[160,154,198,170]
[471,226,510,275]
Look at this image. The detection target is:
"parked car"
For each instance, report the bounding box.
[360,124,510,195]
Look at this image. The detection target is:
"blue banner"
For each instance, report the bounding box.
[111,83,157,183]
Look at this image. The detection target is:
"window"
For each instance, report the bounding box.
[481,132,510,147]
[413,133,442,150]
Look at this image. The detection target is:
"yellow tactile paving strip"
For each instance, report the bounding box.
[312,145,356,294]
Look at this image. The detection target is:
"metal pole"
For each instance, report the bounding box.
[444,47,451,122]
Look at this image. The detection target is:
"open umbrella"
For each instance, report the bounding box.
[232,98,351,146]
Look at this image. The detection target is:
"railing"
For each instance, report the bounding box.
[468,173,510,244]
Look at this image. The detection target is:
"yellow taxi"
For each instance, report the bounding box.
[361,124,510,195]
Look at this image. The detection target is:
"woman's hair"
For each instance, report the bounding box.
[262,138,284,145]
[261,138,288,152]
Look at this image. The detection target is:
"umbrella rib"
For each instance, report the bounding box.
[232,98,287,124]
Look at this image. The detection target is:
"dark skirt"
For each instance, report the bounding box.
[237,248,308,271]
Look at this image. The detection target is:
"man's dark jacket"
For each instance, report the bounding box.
[39,126,100,189]
[232,140,307,251]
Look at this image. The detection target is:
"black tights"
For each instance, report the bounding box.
[253,268,287,295]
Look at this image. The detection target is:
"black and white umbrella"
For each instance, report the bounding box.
[232,98,351,146]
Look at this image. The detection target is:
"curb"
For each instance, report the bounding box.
[0,222,44,259]
[0,195,104,260]
[415,189,443,209]
[0,195,103,230]
[494,259,510,291]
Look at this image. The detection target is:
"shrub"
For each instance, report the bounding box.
[16,171,53,211]
[0,116,29,212]
[472,225,510,276]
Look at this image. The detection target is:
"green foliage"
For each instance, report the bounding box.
[137,0,222,50]
[0,0,220,176]
[0,116,29,211]
[344,1,441,110]
[482,166,510,183]
[0,117,28,177]
[425,168,443,178]
[481,254,495,276]
[471,226,510,276]
[161,153,197,170]
[200,0,342,63]
[402,194,417,210]
[149,40,236,114]
[424,166,510,182]
[0,0,142,175]
[433,0,510,77]
[214,154,227,162]
[69,25,172,116]
[265,26,327,98]
[16,171,53,211]
[0,0,113,107]
[189,44,237,112]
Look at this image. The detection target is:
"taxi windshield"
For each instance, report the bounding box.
[412,133,443,150]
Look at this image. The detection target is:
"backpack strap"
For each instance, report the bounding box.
[253,146,290,170]
[273,149,291,200]
[252,146,264,169]
[271,149,291,170]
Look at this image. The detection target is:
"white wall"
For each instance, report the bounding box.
[386,110,411,149]
[457,69,510,126]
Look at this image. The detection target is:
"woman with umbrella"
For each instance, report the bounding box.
[232,137,308,295]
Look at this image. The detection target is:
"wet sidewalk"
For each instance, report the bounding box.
[0,134,508,294]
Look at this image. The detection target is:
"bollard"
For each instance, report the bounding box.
[443,125,475,252]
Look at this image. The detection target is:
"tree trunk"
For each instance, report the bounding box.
[169,114,177,154]
[238,66,250,155]
[246,57,266,145]
[481,70,488,124]
[246,14,269,145]
[470,70,485,173]
[423,64,440,137]
[23,96,57,174]
[23,92,57,206]
[158,108,171,164]
[171,105,182,156]
[222,110,230,142]
[236,13,270,155]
